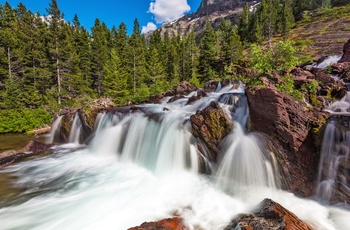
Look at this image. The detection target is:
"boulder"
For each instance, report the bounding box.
[338,39,350,63]
[186,90,207,105]
[246,86,328,196]
[128,217,186,230]
[225,199,313,230]
[190,101,233,162]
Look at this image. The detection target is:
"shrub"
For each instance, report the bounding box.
[0,109,51,134]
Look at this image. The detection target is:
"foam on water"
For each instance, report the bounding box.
[1,83,349,229]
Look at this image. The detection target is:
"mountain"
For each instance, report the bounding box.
[146,0,259,40]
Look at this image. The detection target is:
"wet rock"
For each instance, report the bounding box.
[338,39,350,63]
[0,141,54,167]
[186,90,207,105]
[190,101,233,162]
[53,108,94,144]
[128,217,186,230]
[204,80,219,93]
[246,86,329,196]
[168,95,185,103]
[225,199,313,230]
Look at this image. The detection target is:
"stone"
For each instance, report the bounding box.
[225,199,313,230]
[338,39,350,63]
[246,86,329,196]
[128,217,186,230]
[190,101,233,162]
[0,141,54,167]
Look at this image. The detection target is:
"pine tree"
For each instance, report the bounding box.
[46,0,64,105]
[128,18,147,96]
[91,19,111,96]
[199,21,217,82]
[103,49,128,102]
[237,3,250,43]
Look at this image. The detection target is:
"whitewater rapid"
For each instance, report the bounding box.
[0,83,349,230]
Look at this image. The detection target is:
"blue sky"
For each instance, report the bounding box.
[4,0,202,33]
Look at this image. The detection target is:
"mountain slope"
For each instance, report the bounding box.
[147,0,258,40]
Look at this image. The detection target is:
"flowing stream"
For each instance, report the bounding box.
[0,84,349,230]
[317,92,350,203]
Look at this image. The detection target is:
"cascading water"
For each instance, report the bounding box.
[0,83,349,230]
[68,113,82,144]
[317,92,350,203]
[216,93,279,196]
[46,115,63,144]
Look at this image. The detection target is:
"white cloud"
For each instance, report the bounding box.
[149,0,191,24]
[141,22,157,34]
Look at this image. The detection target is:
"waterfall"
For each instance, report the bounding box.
[316,92,350,203]
[68,113,82,144]
[46,115,63,144]
[2,83,348,230]
[216,93,279,196]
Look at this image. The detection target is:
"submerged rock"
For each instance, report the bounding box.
[190,101,233,162]
[225,199,313,230]
[0,141,53,167]
[128,217,186,230]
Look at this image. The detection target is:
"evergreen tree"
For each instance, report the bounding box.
[46,0,65,105]
[128,18,147,96]
[103,49,128,102]
[198,21,217,82]
[237,3,250,43]
[91,19,111,96]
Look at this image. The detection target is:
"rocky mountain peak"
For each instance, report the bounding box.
[146,0,259,41]
[196,0,256,17]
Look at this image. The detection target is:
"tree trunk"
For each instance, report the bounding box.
[7,47,12,79]
[133,50,136,93]
[56,39,61,105]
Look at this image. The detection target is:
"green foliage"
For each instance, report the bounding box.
[0,108,51,134]
[249,41,299,74]
[302,80,319,94]
[276,75,303,99]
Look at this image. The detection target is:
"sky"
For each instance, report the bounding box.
[3,0,202,34]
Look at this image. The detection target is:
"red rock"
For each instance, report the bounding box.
[338,39,350,63]
[128,217,186,230]
[225,199,313,230]
[246,86,328,196]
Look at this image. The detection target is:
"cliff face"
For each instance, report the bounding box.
[147,0,258,40]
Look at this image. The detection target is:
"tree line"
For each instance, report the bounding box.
[0,0,340,114]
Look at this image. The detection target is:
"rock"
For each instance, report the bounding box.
[128,217,186,230]
[246,86,329,196]
[54,108,94,144]
[204,80,219,93]
[0,141,54,167]
[190,101,233,162]
[186,90,207,105]
[174,81,197,95]
[338,39,350,63]
[225,199,313,230]
[311,68,335,84]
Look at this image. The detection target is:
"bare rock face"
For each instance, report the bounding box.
[128,217,186,230]
[225,199,313,230]
[246,86,328,196]
[190,101,233,162]
[146,1,258,41]
[338,39,350,63]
